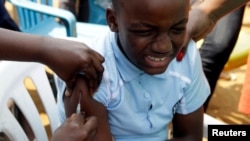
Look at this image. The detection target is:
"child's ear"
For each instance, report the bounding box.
[106,8,118,32]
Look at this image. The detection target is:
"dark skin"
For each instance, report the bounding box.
[51,113,98,141]
[179,0,249,61]
[0,28,104,96]
[107,0,203,140]
[109,0,186,75]
[64,77,113,141]
[66,0,204,140]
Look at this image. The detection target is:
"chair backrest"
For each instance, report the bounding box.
[0,62,226,141]
[88,0,108,25]
[7,0,77,37]
[16,0,53,32]
[0,61,60,141]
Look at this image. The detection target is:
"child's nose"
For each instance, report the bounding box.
[151,33,172,53]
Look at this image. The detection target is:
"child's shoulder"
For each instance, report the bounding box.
[171,39,199,64]
[186,40,198,54]
[182,39,200,62]
[168,40,201,73]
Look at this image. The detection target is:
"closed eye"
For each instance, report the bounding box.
[170,18,187,35]
[131,29,155,36]
[171,27,186,35]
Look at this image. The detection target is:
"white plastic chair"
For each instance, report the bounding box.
[203,113,226,139]
[0,60,227,140]
[0,61,60,141]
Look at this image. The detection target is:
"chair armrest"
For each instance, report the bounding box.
[7,0,77,37]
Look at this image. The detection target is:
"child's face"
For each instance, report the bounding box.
[108,0,189,74]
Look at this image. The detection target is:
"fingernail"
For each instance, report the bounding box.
[177,51,184,61]
[71,113,76,118]
[80,111,86,117]
[65,90,70,96]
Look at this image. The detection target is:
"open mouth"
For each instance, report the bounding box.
[147,56,167,62]
[145,55,172,68]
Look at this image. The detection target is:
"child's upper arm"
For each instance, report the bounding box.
[171,106,204,141]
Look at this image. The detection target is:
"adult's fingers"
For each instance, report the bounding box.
[64,49,104,96]
[92,51,105,83]
[80,50,104,82]
[70,113,97,130]
[66,113,97,141]
[70,112,86,123]
[65,61,103,97]
[84,116,98,132]
[93,50,105,63]
[81,116,98,141]
[64,85,80,117]
[64,74,94,118]
[77,65,100,94]
[74,77,91,112]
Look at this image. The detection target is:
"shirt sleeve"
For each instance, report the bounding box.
[93,61,124,110]
[54,74,67,122]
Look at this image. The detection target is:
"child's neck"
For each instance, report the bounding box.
[115,33,124,54]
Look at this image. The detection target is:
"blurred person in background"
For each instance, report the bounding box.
[191,0,246,111]
[59,0,111,24]
[0,0,20,31]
